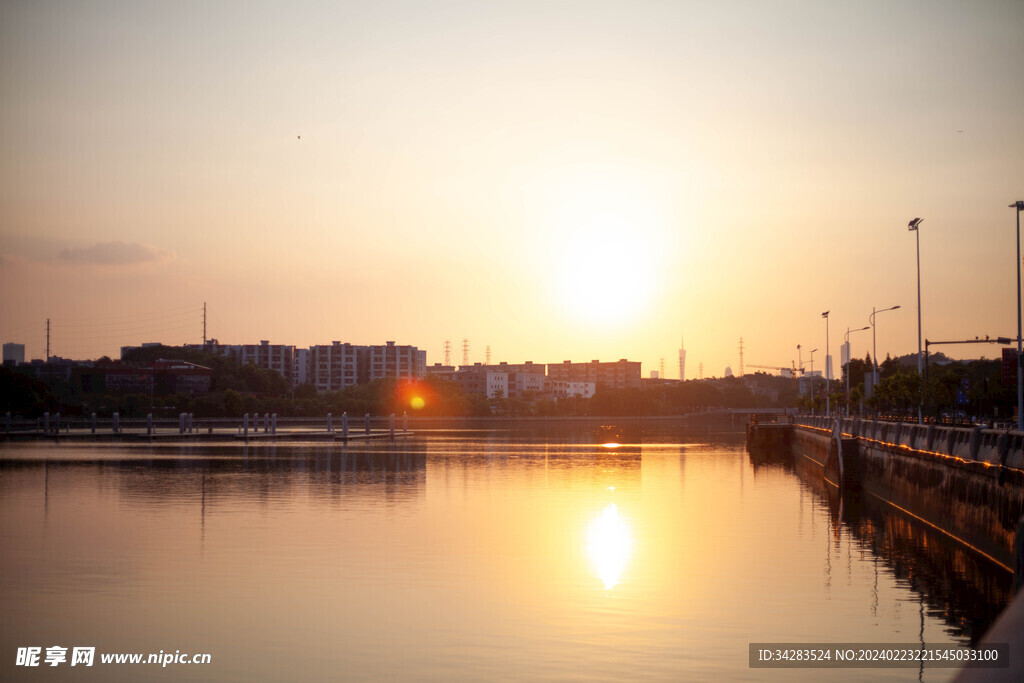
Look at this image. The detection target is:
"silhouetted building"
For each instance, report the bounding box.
[3,342,25,367]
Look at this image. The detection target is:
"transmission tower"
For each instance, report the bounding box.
[699,362,703,380]
[46,318,50,361]
[443,340,451,366]
[738,338,745,377]
[462,339,470,367]
[659,358,665,379]
[486,346,491,364]
[202,302,207,346]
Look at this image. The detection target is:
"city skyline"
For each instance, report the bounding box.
[2,1,1023,378]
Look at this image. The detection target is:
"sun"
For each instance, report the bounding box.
[557,215,654,325]
[531,163,674,328]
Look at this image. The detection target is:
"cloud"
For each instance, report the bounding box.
[58,241,170,266]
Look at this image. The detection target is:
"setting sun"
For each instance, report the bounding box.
[526,164,676,330]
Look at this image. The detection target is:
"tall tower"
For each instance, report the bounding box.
[486,346,492,364]
[698,362,703,380]
[462,339,470,367]
[678,336,686,381]
[443,340,452,366]
[738,338,745,377]
[659,358,665,379]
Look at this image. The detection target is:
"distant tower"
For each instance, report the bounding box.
[678,336,686,381]
[443,340,452,366]
[699,362,703,380]
[738,338,745,377]
[486,346,492,364]
[462,339,470,367]
[725,366,734,377]
[659,358,665,379]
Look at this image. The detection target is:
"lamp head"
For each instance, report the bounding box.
[908,217,922,231]
[1010,201,1024,211]
[822,310,829,318]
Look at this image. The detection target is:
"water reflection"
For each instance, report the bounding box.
[587,502,632,589]
[748,443,1013,644]
[0,429,1011,681]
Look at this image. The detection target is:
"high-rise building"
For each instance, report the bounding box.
[308,342,360,392]
[678,336,686,381]
[366,341,427,383]
[3,342,25,366]
[190,340,295,385]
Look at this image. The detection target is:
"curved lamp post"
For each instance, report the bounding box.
[869,305,901,389]
[809,348,818,416]
[822,311,830,418]
[1012,201,1024,430]
[845,325,870,417]
[908,218,923,423]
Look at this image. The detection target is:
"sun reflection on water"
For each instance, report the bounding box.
[587,503,632,590]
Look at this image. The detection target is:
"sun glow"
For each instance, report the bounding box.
[526,164,677,329]
[587,503,632,590]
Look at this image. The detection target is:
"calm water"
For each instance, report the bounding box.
[0,424,1012,681]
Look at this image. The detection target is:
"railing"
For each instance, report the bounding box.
[792,415,1024,469]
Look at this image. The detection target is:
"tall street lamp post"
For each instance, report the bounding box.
[809,348,818,416]
[822,311,830,418]
[870,305,901,390]
[1013,201,1024,430]
[845,325,870,417]
[908,218,923,424]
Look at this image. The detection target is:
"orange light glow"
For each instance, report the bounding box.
[410,396,426,410]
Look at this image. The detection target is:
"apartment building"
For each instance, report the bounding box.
[546,359,642,390]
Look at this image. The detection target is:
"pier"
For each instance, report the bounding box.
[1,411,414,443]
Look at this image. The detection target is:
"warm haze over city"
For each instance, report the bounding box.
[2,0,1023,377]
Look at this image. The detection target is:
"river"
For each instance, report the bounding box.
[0,423,1011,681]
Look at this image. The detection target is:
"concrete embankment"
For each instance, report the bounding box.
[783,417,1024,572]
[750,416,1024,679]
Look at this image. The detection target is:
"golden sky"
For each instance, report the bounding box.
[2,0,1023,377]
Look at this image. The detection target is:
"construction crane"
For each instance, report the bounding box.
[747,362,803,376]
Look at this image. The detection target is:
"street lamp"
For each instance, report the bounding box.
[1012,201,1024,430]
[809,348,818,416]
[908,218,923,424]
[822,311,830,418]
[845,325,870,416]
[869,305,901,389]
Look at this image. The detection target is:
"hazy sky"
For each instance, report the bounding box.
[2,0,1022,377]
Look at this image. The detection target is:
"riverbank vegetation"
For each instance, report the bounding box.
[1,348,1015,424]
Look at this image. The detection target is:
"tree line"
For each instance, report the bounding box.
[3,345,1011,422]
